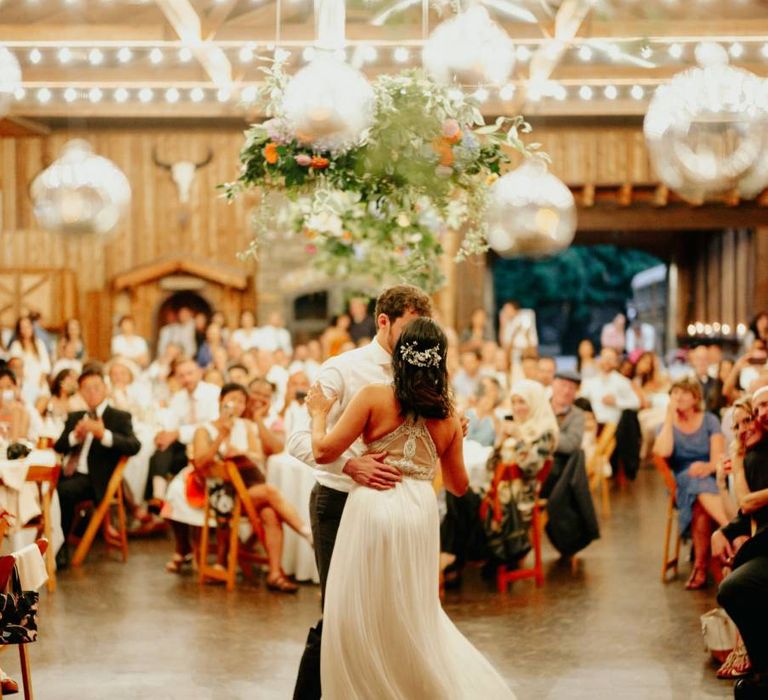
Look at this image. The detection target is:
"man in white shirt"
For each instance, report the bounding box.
[157,307,196,359]
[258,311,293,355]
[579,347,640,425]
[289,285,433,700]
[145,356,220,502]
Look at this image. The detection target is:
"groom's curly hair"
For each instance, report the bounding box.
[392,317,453,420]
[374,285,432,323]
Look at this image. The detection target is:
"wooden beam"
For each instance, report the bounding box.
[203,0,240,41]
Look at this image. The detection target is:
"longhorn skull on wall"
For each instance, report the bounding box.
[152,148,213,204]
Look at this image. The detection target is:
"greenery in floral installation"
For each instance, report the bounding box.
[223,57,541,292]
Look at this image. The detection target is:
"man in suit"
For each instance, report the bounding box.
[54,364,141,567]
[689,345,725,416]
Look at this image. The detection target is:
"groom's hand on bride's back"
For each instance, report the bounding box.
[343,452,401,490]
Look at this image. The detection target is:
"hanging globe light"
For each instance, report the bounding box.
[0,45,22,117]
[485,159,576,257]
[423,5,515,87]
[282,51,375,152]
[644,42,768,203]
[30,140,131,236]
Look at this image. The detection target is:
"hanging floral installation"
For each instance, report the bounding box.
[224,56,542,292]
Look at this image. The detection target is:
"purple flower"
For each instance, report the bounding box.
[263,118,288,144]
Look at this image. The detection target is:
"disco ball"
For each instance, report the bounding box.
[0,45,22,117]
[486,159,576,257]
[282,52,375,152]
[30,140,132,236]
[644,42,768,202]
[423,5,515,87]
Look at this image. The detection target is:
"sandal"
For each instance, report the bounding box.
[165,552,194,574]
[0,674,18,695]
[717,638,751,679]
[685,566,707,590]
[266,573,299,593]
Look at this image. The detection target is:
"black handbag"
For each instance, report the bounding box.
[480,472,531,564]
[0,569,38,645]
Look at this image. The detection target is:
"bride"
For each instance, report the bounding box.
[307,317,515,699]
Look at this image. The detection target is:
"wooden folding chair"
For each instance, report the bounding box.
[653,455,681,582]
[0,538,48,700]
[587,423,617,518]
[199,461,269,591]
[21,466,61,592]
[495,459,553,592]
[70,457,129,567]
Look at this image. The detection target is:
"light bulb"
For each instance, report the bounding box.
[138,87,153,103]
[604,85,618,100]
[190,87,204,103]
[217,88,231,102]
[499,84,515,101]
[64,87,78,103]
[393,47,409,63]
[88,87,103,103]
[165,87,179,103]
[630,84,645,100]
[14,87,26,100]
[729,42,744,59]
[178,47,193,63]
[29,49,42,64]
[114,87,129,103]
[302,46,315,62]
[668,43,683,59]
[88,48,104,66]
[239,46,254,63]
[57,47,72,64]
[516,46,531,62]
[117,47,133,64]
[149,48,163,64]
[473,87,489,103]
[579,85,593,100]
[36,87,51,103]
[241,86,258,102]
[578,45,592,61]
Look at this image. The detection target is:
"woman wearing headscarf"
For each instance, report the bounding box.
[499,379,560,519]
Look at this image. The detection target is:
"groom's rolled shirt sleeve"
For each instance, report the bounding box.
[287,365,352,475]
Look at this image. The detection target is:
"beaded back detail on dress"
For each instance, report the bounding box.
[366,416,438,481]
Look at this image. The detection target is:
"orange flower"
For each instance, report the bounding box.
[342,231,352,242]
[310,156,330,169]
[263,142,279,164]
[432,137,454,167]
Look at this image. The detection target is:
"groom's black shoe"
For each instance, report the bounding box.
[734,674,768,699]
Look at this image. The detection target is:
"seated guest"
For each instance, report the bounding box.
[36,368,78,442]
[145,357,220,505]
[653,377,727,590]
[577,339,598,380]
[579,347,640,426]
[276,371,311,438]
[465,376,502,448]
[289,344,321,383]
[246,377,284,455]
[51,340,83,377]
[227,363,250,387]
[689,344,726,415]
[714,387,768,698]
[459,308,494,354]
[196,322,224,369]
[634,351,671,459]
[164,383,310,592]
[499,379,559,520]
[57,318,86,362]
[231,310,261,352]
[574,397,598,466]
[203,368,225,388]
[320,314,352,358]
[542,370,585,497]
[54,365,141,567]
[452,350,483,407]
[111,315,149,368]
[347,298,376,345]
[259,311,293,355]
[0,367,31,443]
[537,356,557,390]
[9,316,51,405]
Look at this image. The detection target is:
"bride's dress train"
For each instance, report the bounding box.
[321,418,516,699]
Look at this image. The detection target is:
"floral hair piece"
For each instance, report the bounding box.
[399,342,442,368]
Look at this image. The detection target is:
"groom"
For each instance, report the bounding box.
[288,284,433,699]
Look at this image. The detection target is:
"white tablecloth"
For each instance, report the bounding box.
[267,452,319,584]
[464,440,494,493]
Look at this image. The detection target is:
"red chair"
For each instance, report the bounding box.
[0,538,48,699]
[653,456,681,583]
[489,460,553,592]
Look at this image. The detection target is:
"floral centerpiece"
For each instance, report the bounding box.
[224,57,541,292]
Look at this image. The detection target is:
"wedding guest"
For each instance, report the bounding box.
[742,310,768,353]
[8,316,51,404]
[111,315,150,368]
[145,357,220,504]
[460,308,494,353]
[259,311,293,355]
[107,357,147,418]
[600,313,626,354]
[276,371,311,438]
[537,356,557,388]
[688,345,726,415]
[465,376,501,448]
[210,311,231,343]
[634,351,670,460]
[347,298,376,344]
[57,318,86,362]
[321,314,352,358]
[36,368,78,440]
[227,363,250,387]
[499,379,559,520]
[579,347,640,426]
[51,340,82,378]
[0,368,31,443]
[193,312,208,357]
[653,377,727,589]
[231,310,262,352]
[577,339,598,379]
[157,307,196,358]
[196,322,223,368]
[203,368,225,388]
[191,383,311,592]
[54,365,141,568]
[452,350,483,405]
[519,348,541,383]
[289,344,321,383]
[246,377,284,454]
[724,341,768,404]
[543,370,585,497]
[498,300,537,355]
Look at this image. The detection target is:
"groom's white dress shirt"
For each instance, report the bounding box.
[287,337,392,493]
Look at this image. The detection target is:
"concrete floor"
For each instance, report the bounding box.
[5,467,732,700]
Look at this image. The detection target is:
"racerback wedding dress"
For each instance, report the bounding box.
[321,416,516,699]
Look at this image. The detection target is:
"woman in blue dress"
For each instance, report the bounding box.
[654,377,726,589]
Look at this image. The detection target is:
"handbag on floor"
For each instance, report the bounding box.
[0,568,38,645]
[701,608,737,663]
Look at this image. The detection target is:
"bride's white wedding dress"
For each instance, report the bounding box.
[321,417,516,699]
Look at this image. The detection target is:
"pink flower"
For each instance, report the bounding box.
[295,153,312,166]
[442,119,462,144]
[305,244,318,254]
[263,118,288,144]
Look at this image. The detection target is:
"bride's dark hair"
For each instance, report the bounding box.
[392,317,453,419]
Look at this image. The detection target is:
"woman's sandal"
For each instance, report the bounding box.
[266,573,299,593]
[717,640,751,679]
[165,552,194,574]
[685,566,707,590]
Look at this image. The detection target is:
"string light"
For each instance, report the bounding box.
[360,45,378,63]
[63,87,78,103]
[640,45,653,59]
[302,46,315,62]
[578,45,593,61]
[138,87,153,103]
[114,87,129,103]
[88,48,104,66]
[164,87,180,103]
[762,43,768,59]
[88,87,103,103]
[28,49,42,64]
[631,84,645,100]
[239,46,254,63]
[216,88,231,102]
[668,43,683,59]
[241,86,258,103]
[190,87,204,103]
[516,45,531,62]
[36,87,51,103]
[579,85,593,100]
[604,85,617,100]
[393,47,410,63]
[554,84,567,101]
[178,47,193,63]
[473,87,489,102]
[729,42,744,59]
[149,48,163,64]
[57,47,72,64]
[14,88,25,101]
[117,47,133,63]
[499,84,515,101]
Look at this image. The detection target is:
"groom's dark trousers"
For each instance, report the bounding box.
[293,483,349,700]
